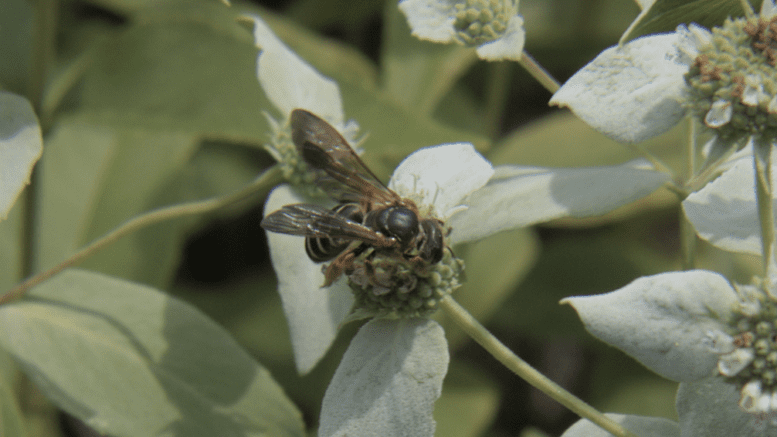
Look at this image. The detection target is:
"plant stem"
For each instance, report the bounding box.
[440,296,639,437]
[681,117,697,269]
[483,61,512,139]
[518,51,560,94]
[753,140,775,284]
[0,166,283,305]
[22,0,59,282]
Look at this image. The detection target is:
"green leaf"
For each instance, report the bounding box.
[0,0,32,94]
[0,353,26,437]
[80,14,270,142]
[0,269,305,437]
[339,89,491,180]
[621,0,756,43]
[434,361,500,437]
[0,201,25,292]
[381,1,477,115]
[35,117,201,287]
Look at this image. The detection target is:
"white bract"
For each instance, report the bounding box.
[398,0,525,61]
[250,14,346,131]
[551,1,777,256]
[564,271,777,434]
[0,91,42,219]
[249,14,360,375]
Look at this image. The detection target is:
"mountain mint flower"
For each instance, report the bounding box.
[247,14,362,374]
[551,0,777,150]
[248,14,358,197]
[264,142,493,435]
[398,0,525,61]
[551,1,777,256]
[564,271,777,434]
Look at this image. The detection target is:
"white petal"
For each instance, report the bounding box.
[762,0,777,19]
[264,185,353,374]
[319,319,448,437]
[677,379,767,436]
[448,159,669,245]
[717,348,754,376]
[562,270,738,382]
[398,0,457,43]
[249,15,344,126]
[475,15,525,61]
[704,99,733,127]
[740,381,769,414]
[388,143,493,220]
[0,92,42,219]
[561,414,679,437]
[682,143,777,255]
[676,24,712,60]
[550,33,689,143]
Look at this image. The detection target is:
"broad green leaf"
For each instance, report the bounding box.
[80,16,270,142]
[0,269,305,437]
[0,92,42,220]
[0,354,26,437]
[381,1,477,115]
[0,0,32,93]
[620,0,754,43]
[36,117,201,287]
[0,200,24,291]
[339,89,491,180]
[434,361,500,437]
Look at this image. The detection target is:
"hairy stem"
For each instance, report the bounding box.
[440,296,640,437]
[0,166,283,305]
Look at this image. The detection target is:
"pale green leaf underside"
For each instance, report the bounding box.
[0,269,304,437]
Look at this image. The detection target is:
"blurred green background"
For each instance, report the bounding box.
[2,0,764,435]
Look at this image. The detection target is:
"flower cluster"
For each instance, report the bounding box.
[555,0,777,434]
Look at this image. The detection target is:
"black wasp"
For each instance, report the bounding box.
[261,109,446,286]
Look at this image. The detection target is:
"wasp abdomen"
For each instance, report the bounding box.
[305,203,364,262]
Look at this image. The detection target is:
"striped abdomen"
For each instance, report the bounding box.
[305,203,364,262]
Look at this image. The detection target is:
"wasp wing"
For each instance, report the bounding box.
[291,109,400,206]
[261,204,393,246]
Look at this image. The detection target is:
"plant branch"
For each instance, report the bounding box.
[440,296,640,437]
[0,166,283,305]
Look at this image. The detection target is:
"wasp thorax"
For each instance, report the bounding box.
[370,206,419,246]
[453,0,514,46]
[684,14,777,146]
[347,249,465,319]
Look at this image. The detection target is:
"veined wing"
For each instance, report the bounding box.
[291,109,400,206]
[261,204,394,246]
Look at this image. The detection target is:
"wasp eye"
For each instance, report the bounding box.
[378,207,418,245]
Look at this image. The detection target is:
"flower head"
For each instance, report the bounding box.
[550,0,777,150]
[398,0,525,61]
[550,1,777,257]
[563,270,777,433]
[264,139,493,436]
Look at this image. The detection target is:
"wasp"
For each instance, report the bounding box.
[261,109,446,287]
